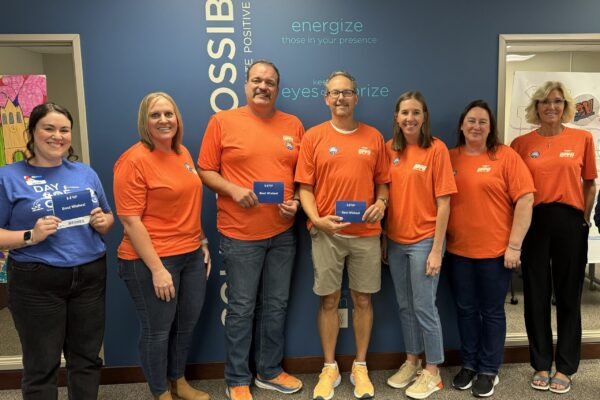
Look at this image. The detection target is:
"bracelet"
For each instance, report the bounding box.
[201,238,209,245]
[377,197,388,207]
[508,244,521,252]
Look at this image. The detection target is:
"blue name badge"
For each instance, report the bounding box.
[254,181,284,204]
[52,190,94,229]
[335,201,366,223]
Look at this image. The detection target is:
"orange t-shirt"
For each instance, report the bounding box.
[295,121,390,237]
[386,138,457,244]
[511,127,597,211]
[114,142,204,260]
[197,106,304,240]
[446,145,535,258]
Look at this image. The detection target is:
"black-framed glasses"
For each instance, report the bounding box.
[539,98,565,106]
[327,90,356,98]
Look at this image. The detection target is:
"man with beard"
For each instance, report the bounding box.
[198,60,304,400]
[295,71,390,400]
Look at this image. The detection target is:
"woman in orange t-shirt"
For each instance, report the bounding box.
[383,91,456,399]
[113,92,211,400]
[446,100,534,396]
[511,81,597,394]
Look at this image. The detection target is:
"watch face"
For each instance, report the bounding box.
[23,230,32,241]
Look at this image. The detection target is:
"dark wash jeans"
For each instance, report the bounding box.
[220,227,296,387]
[7,255,106,400]
[447,253,511,375]
[118,248,207,396]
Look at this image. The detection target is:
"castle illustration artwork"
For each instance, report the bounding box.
[0,74,47,166]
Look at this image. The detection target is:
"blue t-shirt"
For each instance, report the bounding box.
[0,160,111,267]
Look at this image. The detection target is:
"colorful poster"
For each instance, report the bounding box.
[0,75,47,282]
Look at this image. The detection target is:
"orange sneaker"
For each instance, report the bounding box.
[255,371,303,394]
[226,385,253,400]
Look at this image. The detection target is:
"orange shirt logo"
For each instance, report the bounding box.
[412,163,427,172]
[476,165,492,173]
[282,135,294,150]
[358,146,372,156]
[559,150,575,158]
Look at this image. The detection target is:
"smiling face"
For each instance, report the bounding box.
[396,98,424,144]
[325,75,358,118]
[147,97,178,151]
[461,106,490,150]
[245,63,279,113]
[537,88,565,126]
[31,111,72,166]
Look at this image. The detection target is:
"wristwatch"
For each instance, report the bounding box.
[23,230,34,245]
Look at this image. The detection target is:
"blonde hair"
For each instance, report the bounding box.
[525,81,576,125]
[137,92,183,153]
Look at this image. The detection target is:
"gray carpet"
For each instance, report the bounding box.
[1,361,600,399]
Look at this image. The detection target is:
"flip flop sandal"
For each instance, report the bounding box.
[531,372,550,390]
[549,375,571,394]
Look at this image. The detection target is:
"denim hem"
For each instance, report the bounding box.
[226,382,253,387]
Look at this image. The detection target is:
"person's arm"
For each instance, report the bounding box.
[426,195,450,276]
[583,179,596,224]
[299,183,350,235]
[362,184,389,223]
[119,215,175,302]
[504,193,534,268]
[0,216,60,249]
[89,208,114,235]
[198,169,258,208]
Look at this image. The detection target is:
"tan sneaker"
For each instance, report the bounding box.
[226,385,253,400]
[405,369,443,399]
[169,377,209,400]
[313,364,341,400]
[387,359,423,388]
[350,363,374,399]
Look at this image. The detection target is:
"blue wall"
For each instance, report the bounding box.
[2,0,599,366]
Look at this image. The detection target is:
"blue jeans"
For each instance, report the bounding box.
[220,228,296,387]
[8,255,106,400]
[388,238,444,364]
[118,249,206,396]
[447,253,511,375]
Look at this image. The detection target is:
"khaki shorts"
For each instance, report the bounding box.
[310,227,381,296]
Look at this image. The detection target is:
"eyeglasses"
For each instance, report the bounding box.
[326,90,356,98]
[539,98,565,106]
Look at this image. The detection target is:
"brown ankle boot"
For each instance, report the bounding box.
[154,390,173,400]
[169,377,210,400]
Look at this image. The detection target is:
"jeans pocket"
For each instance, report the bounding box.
[7,259,42,272]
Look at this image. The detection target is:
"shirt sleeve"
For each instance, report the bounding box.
[294,131,316,185]
[113,157,147,216]
[373,134,391,185]
[0,178,11,228]
[432,141,457,197]
[89,169,112,213]
[197,115,223,172]
[582,132,598,180]
[504,146,536,202]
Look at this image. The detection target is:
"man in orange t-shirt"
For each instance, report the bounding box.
[295,71,390,400]
[198,60,303,400]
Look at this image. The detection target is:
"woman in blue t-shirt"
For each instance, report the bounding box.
[0,103,114,399]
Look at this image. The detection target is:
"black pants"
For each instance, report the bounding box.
[8,256,106,400]
[521,203,588,375]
